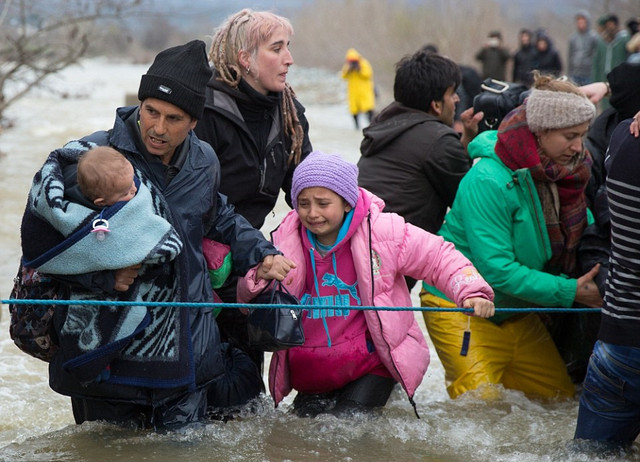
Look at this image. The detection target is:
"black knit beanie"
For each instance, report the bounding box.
[608,62,640,120]
[138,40,212,119]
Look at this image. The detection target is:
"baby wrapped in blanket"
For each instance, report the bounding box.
[21,140,188,386]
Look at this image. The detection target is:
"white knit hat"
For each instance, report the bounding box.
[525,89,596,133]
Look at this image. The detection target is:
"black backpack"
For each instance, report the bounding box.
[473,78,530,133]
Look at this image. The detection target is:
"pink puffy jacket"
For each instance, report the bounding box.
[238,188,494,406]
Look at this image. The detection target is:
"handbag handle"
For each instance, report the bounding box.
[255,280,296,305]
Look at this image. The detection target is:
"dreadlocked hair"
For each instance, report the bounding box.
[209,8,304,165]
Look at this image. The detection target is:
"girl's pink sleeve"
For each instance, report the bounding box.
[236,266,270,303]
[402,223,494,305]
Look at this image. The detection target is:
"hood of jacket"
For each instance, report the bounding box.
[345,48,361,61]
[360,102,447,158]
[467,129,500,163]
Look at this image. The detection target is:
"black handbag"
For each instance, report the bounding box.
[247,281,305,352]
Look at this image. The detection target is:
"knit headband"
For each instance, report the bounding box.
[525,89,596,133]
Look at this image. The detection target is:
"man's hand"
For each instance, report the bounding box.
[460,107,484,149]
[579,81,609,104]
[257,254,296,281]
[575,264,603,308]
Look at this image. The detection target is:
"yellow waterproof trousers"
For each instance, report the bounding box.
[421,290,575,400]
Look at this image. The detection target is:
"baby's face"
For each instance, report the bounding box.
[104,163,137,205]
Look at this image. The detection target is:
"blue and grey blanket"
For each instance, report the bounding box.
[23,140,194,388]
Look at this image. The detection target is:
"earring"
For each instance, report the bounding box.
[246,66,251,74]
[536,136,545,155]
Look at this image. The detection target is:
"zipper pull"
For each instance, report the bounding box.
[290,309,298,320]
[460,316,471,356]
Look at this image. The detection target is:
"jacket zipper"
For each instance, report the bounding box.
[366,212,420,418]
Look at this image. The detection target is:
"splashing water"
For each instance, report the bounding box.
[0,59,638,462]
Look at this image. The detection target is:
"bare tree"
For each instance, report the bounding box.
[0,0,144,124]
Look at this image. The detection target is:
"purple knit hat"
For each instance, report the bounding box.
[291,151,359,209]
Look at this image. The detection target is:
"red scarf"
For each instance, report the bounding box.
[495,104,591,276]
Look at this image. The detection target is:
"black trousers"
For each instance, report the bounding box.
[292,373,397,417]
[71,344,262,429]
[215,275,265,383]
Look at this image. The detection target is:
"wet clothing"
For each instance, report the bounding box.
[292,373,396,417]
[422,119,593,399]
[597,120,640,345]
[422,291,575,400]
[426,122,583,322]
[195,73,312,230]
[575,341,640,444]
[22,142,186,386]
[358,102,471,236]
[342,49,376,117]
[21,105,277,429]
[238,188,494,410]
[574,119,640,444]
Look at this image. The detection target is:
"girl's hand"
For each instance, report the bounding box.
[462,297,495,318]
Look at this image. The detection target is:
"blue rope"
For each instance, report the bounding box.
[0,298,601,313]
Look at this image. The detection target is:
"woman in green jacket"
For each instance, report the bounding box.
[422,73,603,400]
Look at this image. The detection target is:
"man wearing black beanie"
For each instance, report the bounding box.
[20,40,294,430]
[137,39,211,120]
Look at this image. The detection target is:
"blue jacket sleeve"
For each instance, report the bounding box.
[207,192,279,275]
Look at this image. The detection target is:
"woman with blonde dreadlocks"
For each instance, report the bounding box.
[194,9,312,378]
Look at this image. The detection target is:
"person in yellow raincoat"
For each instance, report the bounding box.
[342,48,376,129]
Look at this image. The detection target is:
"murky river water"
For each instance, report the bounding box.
[0,60,637,462]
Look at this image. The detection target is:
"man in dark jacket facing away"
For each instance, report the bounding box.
[358,50,483,289]
[20,40,294,430]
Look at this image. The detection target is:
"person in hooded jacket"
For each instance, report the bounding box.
[341,48,376,129]
[513,28,537,86]
[568,11,600,85]
[358,49,483,290]
[533,33,563,77]
[19,40,294,430]
[193,9,313,375]
[237,151,495,417]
